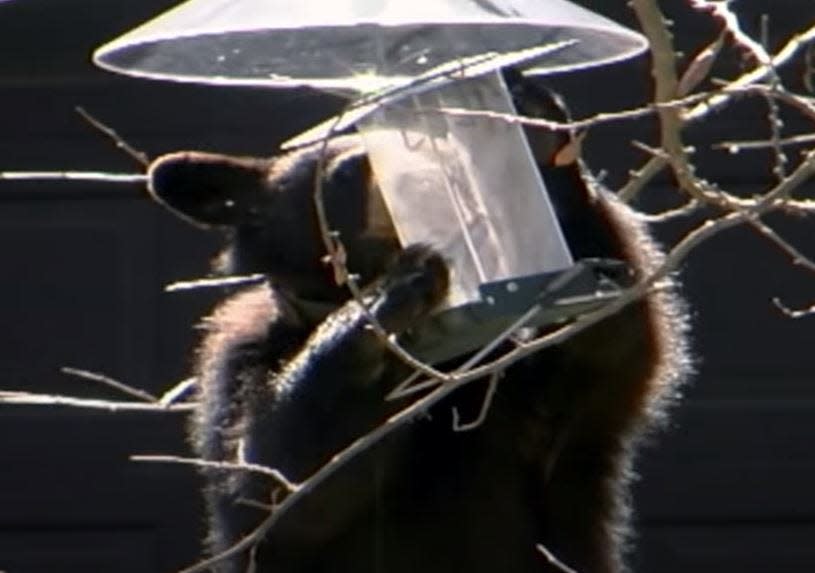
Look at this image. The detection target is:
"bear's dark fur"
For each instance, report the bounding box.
[147,72,689,573]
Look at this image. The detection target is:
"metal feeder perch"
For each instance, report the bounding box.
[94,0,648,363]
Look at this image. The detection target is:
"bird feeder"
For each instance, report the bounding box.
[94,0,648,362]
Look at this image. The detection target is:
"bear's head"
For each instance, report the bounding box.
[147,134,400,304]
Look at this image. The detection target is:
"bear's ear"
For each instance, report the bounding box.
[147,151,271,228]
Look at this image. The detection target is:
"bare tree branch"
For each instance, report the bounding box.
[131,454,299,493]
[536,544,579,573]
[748,218,815,274]
[0,391,193,412]
[165,274,267,293]
[158,377,198,406]
[61,366,158,402]
[773,297,815,318]
[715,132,815,152]
[0,171,146,183]
[452,371,501,432]
[75,106,150,167]
[631,0,709,203]
[684,23,815,121]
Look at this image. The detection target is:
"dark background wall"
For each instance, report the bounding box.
[0,1,813,572]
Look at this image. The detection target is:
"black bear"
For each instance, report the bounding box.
[147,71,689,573]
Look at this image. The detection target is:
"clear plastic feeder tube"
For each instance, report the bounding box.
[358,70,573,308]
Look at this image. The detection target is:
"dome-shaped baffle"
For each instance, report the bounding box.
[93,0,647,91]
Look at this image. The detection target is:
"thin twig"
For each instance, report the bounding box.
[536,544,579,573]
[75,106,150,166]
[748,85,815,124]
[385,370,426,402]
[165,274,267,293]
[715,132,815,152]
[748,217,815,274]
[0,171,146,183]
[452,372,501,432]
[60,366,158,403]
[636,199,701,223]
[237,498,276,512]
[631,0,708,203]
[0,391,193,412]
[131,454,299,493]
[618,156,669,203]
[158,377,198,406]
[773,297,815,318]
[758,15,790,181]
[426,90,712,133]
[685,23,815,121]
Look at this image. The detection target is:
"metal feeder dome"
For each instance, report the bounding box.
[93,0,647,91]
